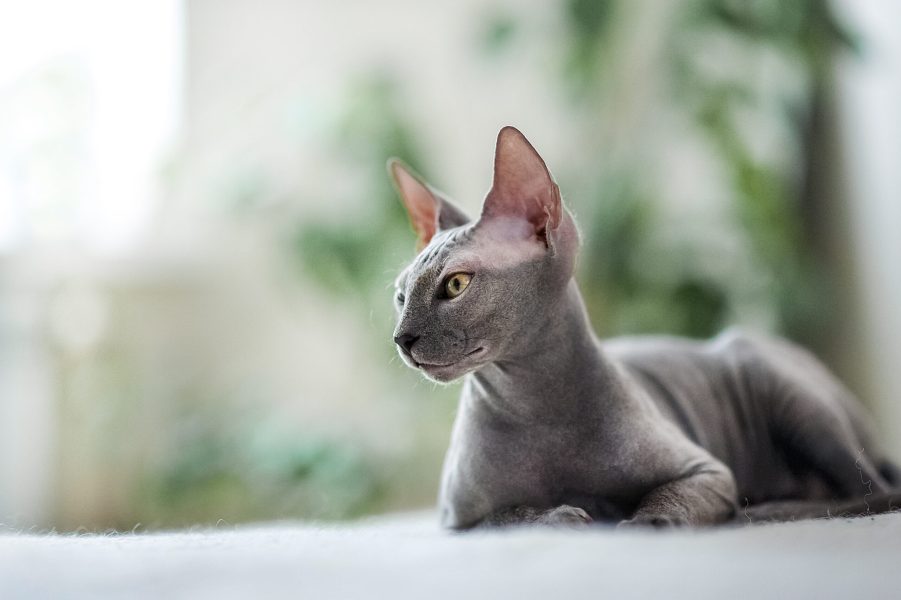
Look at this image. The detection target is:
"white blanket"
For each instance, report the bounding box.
[2,512,899,599]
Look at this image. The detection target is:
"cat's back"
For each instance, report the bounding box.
[600,328,753,378]
[601,332,712,362]
[603,327,838,392]
[600,327,770,371]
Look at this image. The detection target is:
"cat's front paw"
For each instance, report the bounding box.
[617,514,687,529]
[539,505,593,527]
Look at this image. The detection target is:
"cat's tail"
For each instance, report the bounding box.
[736,491,901,524]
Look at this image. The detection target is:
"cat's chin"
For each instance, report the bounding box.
[400,347,488,383]
[418,361,472,383]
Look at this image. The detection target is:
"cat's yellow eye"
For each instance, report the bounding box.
[444,273,472,299]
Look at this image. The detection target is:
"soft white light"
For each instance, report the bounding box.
[0,0,183,254]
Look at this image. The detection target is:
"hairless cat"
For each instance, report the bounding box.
[389,126,900,529]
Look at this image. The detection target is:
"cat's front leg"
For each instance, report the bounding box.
[619,463,737,528]
[477,504,593,528]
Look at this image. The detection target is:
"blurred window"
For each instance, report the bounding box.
[0,0,182,255]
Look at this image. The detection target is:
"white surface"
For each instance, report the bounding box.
[2,511,900,599]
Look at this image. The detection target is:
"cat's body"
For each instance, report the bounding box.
[390,127,900,529]
[440,284,896,529]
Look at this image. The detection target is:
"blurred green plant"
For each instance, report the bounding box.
[289,73,426,306]
[141,413,383,526]
[563,0,854,342]
[674,0,857,342]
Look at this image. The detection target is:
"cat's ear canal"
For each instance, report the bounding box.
[388,159,470,251]
[481,126,562,247]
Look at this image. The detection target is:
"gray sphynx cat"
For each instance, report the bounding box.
[389,126,900,529]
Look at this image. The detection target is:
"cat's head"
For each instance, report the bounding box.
[389,126,579,382]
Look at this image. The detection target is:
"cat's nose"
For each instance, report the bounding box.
[394,333,419,355]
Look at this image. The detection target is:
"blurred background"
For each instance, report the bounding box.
[1,0,899,532]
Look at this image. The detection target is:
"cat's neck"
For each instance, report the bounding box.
[467,280,628,423]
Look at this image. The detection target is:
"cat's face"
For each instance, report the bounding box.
[390,127,579,383]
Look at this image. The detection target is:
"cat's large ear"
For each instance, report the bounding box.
[481,126,562,248]
[388,159,470,250]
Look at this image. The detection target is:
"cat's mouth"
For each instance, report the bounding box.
[416,347,484,369]
[414,347,486,380]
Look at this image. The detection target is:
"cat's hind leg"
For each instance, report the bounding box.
[879,460,901,487]
[738,334,895,497]
[764,365,892,498]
